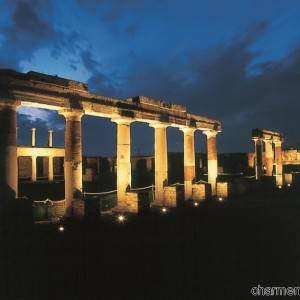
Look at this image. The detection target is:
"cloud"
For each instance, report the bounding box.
[86,21,300,151]
[77,0,146,21]
[18,107,64,131]
[0,0,80,69]
[80,50,119,96]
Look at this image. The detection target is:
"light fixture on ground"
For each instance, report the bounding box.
[193,202,199,207]
[287,183,291,187]
[161,207,167,213]
[117,214,126,223]
[218,197,223,202]
[58,225,64,232]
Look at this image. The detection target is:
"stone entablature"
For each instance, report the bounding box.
[0,69,221,131]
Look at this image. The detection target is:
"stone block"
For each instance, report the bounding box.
[164,185,184,207]
[217,182,232,199]
[115,190,151,213]
[192,183,211,201]
[284,173,293,185]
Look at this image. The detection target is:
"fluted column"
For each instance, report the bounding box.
[150,123,168,206]
[31,128,36,147]
[113,118,132,209]
[203,130,218,196]
[264,139,274,176]
[59,109,83,216]
[31,155,37,182]
[274,140,283,186]
[48,129,53,147]
[48,156,54,181]
[254,138,264,180]
[181,127,196,200]
[0,102,18,200]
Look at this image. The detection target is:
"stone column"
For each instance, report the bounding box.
[31,128,36,147]
[150,123,168,206]
[48,156,54,181]
[48,130,53,147]
[203,130,218,196]
[59,109,83,216]
[31,155,37,182]
[274,140,283,186]
[254,138,264,180]
[113,118,132,209]
[264,139,274,176]
[0,102,18,200]
[181,127,196,200]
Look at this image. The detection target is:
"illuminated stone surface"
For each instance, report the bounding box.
[181,127,196,200]
[0,69,221,215]
[203,130,219,196]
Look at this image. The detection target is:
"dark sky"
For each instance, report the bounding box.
[1,0,300,156]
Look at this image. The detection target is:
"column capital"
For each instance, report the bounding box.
[179,126,196,134]
[274,140,283,147]
[149,122,169,129]
[252,137,262,143]
[203,130,218,138]
[59,109,84,120]
[111,117,133,125]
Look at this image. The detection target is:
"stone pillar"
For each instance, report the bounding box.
[31,155,37,182]
[48,129,53,147]
[48,156,54,181]
[264,140,274,176]
[150,123,168,206]
[181,127,196,200]
[274,140,283,186]
[113,118,132,209]
[254,138,264,180]
[59,109,83,216]
[31,128,36,147]
[0,102,18,200]
[203,130,218,196]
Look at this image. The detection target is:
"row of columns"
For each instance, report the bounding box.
[253,137,283,185]
[0,103,219,215]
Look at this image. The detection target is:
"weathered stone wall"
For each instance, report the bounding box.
[18,156,32,178]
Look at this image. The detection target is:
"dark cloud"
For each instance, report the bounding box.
[87,21,300,152]
[0,0,80,69]
[77,0,162,23]
[80,50,118,96]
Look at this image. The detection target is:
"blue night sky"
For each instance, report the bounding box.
[1,0,300,156]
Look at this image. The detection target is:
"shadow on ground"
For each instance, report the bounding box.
[1,187,300,300]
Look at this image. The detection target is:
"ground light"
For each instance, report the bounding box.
[58,225,65,232]
[193,202,199,207]
[278,185,282,189]
[117,214,126,223]
[287,183,291,187]
[218,197,223,202]
[161,207,167,214]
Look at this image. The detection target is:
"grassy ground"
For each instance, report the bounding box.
[1,186,300,300]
